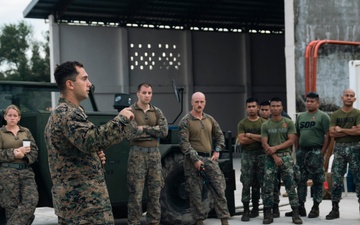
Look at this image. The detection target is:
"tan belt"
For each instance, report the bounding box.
[131,146,158,153]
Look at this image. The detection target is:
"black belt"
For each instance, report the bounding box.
[131,146,158,152]
[1,163,29,170]
[276,152,291,157]
[300,146,321,151]
[197,152,211,157]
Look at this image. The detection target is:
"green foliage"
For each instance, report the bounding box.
[0,20,50,82]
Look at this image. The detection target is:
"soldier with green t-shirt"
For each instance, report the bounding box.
[326,89,360,220]
[237,97,267,221]
[285,92,330,219]
[261,97,302,225]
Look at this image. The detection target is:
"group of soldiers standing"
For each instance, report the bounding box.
[237,89,360,224]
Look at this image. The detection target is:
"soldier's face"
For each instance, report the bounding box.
[73,66,92,101]
[306,97,319,112]
[4,108,20,126]
[259,105,271,119]
[191,94,206,113]
[270,101,282,116]
[342,90,356,107]
[137,85,152,105]
[246,102,259,117]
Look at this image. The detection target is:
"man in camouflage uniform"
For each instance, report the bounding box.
[285,92,330,218]
[178,92,230,225]
[237,97,267,221]
[261,97,302,224]
[44,61,136,225]
[326,89,360,220]
[259,100,282,218]
[127,83,168,225]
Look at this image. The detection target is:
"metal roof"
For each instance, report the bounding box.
[23,0,284,32]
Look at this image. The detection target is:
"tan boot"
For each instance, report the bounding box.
[221,218,229,225]
[196,220,204,225]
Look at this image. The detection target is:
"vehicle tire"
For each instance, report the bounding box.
[160,151,212,225]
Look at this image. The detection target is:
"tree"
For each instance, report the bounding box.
[0,21,50,82]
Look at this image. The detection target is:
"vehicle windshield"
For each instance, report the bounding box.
[0,82,94,113]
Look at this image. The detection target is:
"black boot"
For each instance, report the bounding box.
[263,207,273,224]
[250,201,259,218]
[292,207,303,224]
[308,201,320,218]
[242,202,250,221]
[272,204,280,218]
[326,201,339,220]
[285,202,306,217]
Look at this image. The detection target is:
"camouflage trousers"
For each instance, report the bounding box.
[184,156,230,221]
[296,147,325,203]
[127,147,163,225]
[0,167,38,225]
[240,152,265,203]
[331,142,360,203]
[263,154,299,208]
[252,172,281,205]
[57,210,114,225]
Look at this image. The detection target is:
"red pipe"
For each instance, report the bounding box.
[305,40,360,93]
[305,40,320,94]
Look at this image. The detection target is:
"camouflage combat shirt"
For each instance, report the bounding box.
[44,97,134,218]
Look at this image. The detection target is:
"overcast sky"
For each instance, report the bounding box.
[0,0,48,41]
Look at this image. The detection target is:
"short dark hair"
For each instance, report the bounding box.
[306,92,319,100]
[137,83,152,92]
[246,97,258,104]
[54,61,83,92]
[270,97,283,104]
[260,100,270,106]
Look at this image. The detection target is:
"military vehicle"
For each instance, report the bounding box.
[0,81,235,225]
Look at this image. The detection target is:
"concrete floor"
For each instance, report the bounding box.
[33,156,360,225]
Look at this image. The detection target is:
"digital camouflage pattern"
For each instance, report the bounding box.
[296,147,325,203]
[127,103,168,225]
[263,154,299,208]
[331,144,360,203]
[178,112,230,221]
[127,149,163,225]
[240,152,265,203]
[0,126,39,225]
[44,98,135,224]
[183,157,229,220]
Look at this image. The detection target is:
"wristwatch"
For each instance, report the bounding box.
[215,147,221,152]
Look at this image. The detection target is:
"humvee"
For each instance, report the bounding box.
[0,81,235,225]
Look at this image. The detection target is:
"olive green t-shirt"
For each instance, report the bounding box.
[330,108,360,143]
[295,110,330,148]
[237,117,267,151]
[261,117,296,153]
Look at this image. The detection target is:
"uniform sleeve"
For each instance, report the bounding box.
[322,113,331,133]
[210,116,225,151]
[143,107,168,138]
[261,121,268,138]
[287,120,296,135]
[60,107,135,153]
[237,120,245,135]
[330,111,337,127]
[0,131,15,162]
